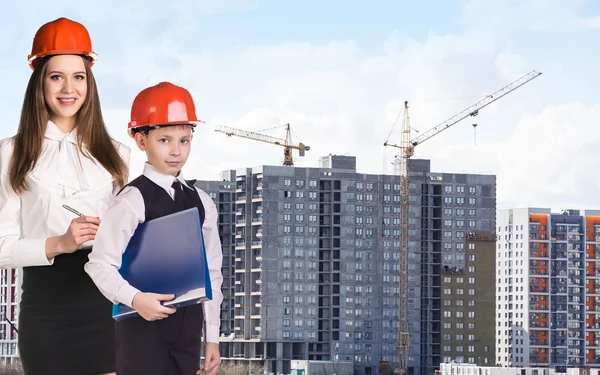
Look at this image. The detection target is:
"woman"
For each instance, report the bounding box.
[0,17,129,375]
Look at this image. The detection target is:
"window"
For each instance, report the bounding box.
[295,191,304,199]
[296,180,305,187]
[284,179,291,186]
[468,186,476,194]
[309,180,317,188]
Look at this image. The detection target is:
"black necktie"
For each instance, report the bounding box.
[172,180,186,210]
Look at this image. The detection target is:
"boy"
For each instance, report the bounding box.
[85,81,223,375]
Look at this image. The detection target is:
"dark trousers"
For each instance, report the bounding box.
[116,303,204,375]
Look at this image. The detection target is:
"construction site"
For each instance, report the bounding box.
[192,71,542,375]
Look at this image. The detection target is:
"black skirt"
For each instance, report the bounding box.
[18,248,116,375]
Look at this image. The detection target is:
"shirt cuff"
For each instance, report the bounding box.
[116,284,141,308]
[13,238,54,267]
[205,323,220,343]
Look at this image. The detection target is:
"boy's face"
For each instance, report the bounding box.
[134,125,193,176]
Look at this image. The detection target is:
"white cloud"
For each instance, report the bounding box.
[98,1,600,213]
[1,0,598,213]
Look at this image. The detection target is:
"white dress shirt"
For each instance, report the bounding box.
[84,162,224,343]
[0,121,131,268]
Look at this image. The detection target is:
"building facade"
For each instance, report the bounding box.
[0,268,19,363]
[496,208,600,369]
[197,155,496,375]
[440,231,496,366]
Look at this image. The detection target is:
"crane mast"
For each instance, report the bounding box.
[396,101,412,375]
[387,70,542,375]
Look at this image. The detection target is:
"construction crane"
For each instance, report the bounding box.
[384,70,542,375]
[215,123,310,166]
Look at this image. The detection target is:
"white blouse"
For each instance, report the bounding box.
[0,121,131,268]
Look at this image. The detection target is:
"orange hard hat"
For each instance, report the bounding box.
[128,82,204,137]
[28,17,98,70]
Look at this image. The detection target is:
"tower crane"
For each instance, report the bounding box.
[385,70,542,375]
[215,123,310,166]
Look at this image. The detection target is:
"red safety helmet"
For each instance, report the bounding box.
[128,82,204,137]
[28,17,98,70]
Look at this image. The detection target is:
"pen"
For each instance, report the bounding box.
[62,204,84,217]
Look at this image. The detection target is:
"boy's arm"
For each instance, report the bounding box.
[196,188,224,343]
[85,186,145,307]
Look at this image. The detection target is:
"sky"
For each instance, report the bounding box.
[1,0,599,212]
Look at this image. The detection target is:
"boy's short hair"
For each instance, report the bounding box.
[131,123,196,136]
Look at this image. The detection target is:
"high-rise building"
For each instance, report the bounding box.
[0,268,19,363]
[196,155,496,375]
[496,208,600,369]
[440,231,496,366]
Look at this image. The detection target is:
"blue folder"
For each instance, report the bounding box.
[112,207,213,321]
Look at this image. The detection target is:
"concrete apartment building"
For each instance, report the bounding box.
[496,208,600,369]
[0,268,19,363]
[196,155,496,375]
[440,231,496,366]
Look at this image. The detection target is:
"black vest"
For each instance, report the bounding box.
[119,175,205,225]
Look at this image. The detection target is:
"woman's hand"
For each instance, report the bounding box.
[60,216,101,252]
[46,216,101,259]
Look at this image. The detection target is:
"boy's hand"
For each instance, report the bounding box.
[131,292,177,321]
[197,343,221,375]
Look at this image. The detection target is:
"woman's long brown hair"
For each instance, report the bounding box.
[9,57,128,194]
